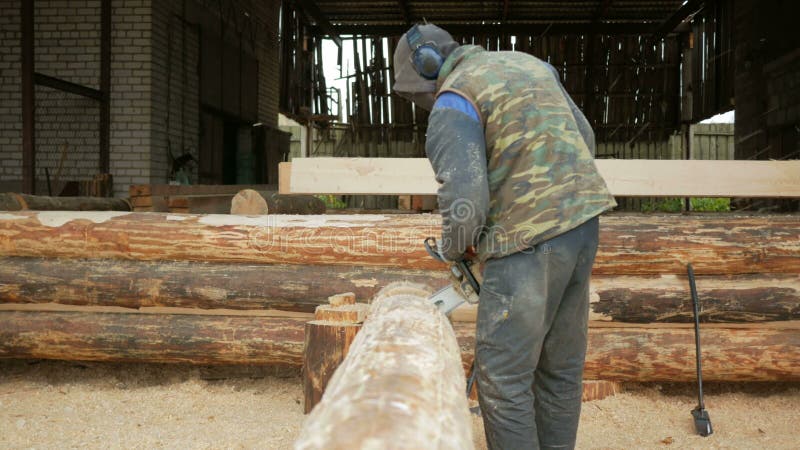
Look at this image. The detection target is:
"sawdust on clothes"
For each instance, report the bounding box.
[1,360,798,449]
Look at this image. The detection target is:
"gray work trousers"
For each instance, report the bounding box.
[476,216,600,450]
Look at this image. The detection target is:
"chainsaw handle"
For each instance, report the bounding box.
[424,237,447,263]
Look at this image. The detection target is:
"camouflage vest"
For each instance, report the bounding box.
[436,45,617,260]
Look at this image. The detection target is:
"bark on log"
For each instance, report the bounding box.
[0,193,130,211]
[231,190,326,215]
[0,310,305,365]
[3,256,797,323]
[452,322,800,382]
[1,308,797,381]
[0,257,446,312]
[295,283,473,450]
[0,212,796,275]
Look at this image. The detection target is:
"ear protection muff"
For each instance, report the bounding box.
[406,24,444,80]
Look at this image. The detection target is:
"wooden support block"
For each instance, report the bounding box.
[313,304,367,323]
[582,380,622,402]
[327,292,356,306]
[303,301,369,414]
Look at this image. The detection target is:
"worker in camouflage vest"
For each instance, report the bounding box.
[393,24,617,449]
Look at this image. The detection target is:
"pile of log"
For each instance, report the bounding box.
[0,211,798,383]
[128,184,327,215]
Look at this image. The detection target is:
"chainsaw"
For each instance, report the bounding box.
[424,237,480,315]
[424,237,481,408]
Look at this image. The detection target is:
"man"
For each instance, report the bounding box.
[393,24,617,449]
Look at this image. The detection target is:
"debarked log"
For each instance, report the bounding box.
[0,212,798,275]
[295,283,473,450]
[2,256,797,323]
[0,308,798,381]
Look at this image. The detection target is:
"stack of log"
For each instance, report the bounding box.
[0,212,798,383]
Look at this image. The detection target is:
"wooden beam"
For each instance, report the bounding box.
[295,0,342,47]
[653,0,705,40]
[0,212,798,275]
[315,22,657,36]
[281,158,800,197]
[34,73,105,101]
[295,283,474,448]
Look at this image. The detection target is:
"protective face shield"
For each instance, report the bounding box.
[393,24,459,110]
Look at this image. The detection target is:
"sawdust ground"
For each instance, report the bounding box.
[1,360,798,449]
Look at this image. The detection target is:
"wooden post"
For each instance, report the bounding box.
[303,292,368,414]
[295,283,474,449]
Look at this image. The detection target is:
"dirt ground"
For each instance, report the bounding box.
[1,360,798,450]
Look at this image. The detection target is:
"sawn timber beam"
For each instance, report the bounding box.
[279,158,800,197]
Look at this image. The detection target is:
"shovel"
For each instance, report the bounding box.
[687,263,713,437]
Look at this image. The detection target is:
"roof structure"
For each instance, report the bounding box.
[307,0,689,34]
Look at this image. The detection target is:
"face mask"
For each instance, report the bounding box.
[398,91,436,111]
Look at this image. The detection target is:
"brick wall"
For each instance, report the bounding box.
[0,0,22,185]
[151,1,200,185]
[109,0,153,196]
[0,0,282,197]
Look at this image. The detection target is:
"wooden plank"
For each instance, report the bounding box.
[283,158,800,197]
[0,212,797,275]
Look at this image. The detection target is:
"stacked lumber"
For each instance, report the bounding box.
[128,184,278,213]
[128,184,324,215]
[0,211,798,382]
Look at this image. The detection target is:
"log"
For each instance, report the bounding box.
[3,256,798,323]
[0,193,130,211]
[303,301,369,414]
[0,308,797,381]
[230,189,326,215]
[0,310,305,365]
[295,283,473,449]
[452,322,800,382]
[0,257,446,312]
[0,212,797,275]
[450,274,800,323]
